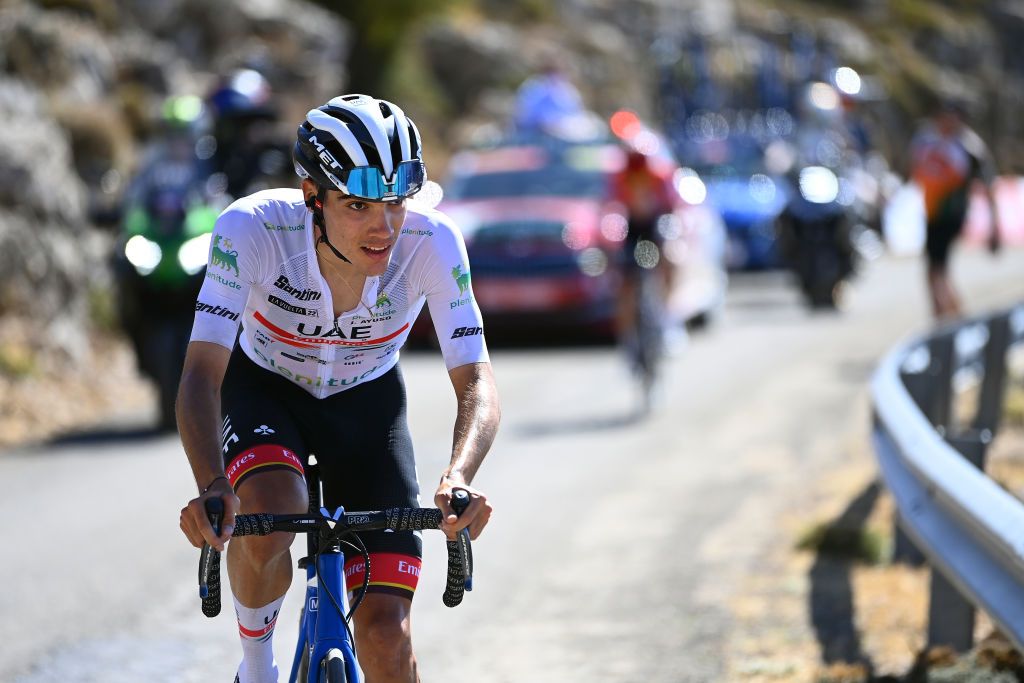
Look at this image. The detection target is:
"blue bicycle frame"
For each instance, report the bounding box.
[288,506,362,683]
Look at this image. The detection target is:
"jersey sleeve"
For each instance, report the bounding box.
[189,202,267,350]
[416,210,490,369]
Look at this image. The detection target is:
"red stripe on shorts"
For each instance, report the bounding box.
[344,553,421,595]
[225,444,304,488]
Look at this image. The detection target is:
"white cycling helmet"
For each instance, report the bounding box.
[293,94,425,201]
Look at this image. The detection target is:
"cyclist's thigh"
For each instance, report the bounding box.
[298,364,423,597]
[220,348,308,510]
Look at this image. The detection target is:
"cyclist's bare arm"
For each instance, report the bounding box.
[437,361,500,540]
[177,341,239,551]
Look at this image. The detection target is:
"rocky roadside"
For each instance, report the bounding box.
[0,325,155,450]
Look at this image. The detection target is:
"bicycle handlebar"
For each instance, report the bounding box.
[198,496,474,618]
[444,489,473,607]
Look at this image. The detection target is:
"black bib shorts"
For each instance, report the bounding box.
[219,348,423,598]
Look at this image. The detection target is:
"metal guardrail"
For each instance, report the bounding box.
[871,304,1024,651]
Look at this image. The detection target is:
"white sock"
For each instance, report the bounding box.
[234,594,285,683]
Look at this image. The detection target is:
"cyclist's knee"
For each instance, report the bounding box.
[232,532,293,571]
[232,471,307,567]
[355,596,413,665]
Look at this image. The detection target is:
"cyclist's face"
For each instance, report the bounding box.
[305,180,408,277]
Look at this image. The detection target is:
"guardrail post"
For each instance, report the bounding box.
[929,333,956,432]
[973,314,1010,436]
[924,433,989,651]
[927,571,975,651]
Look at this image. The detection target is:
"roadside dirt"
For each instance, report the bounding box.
[0,325,154,449]
[725,379,1024,683]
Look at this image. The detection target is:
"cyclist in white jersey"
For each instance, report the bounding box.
[177,94,500,683]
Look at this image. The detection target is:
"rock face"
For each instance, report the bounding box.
[0,78,96,355]
[0,0,350,355]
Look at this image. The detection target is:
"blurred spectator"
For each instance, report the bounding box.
[513,53,584,136]
[909,100,1001,320]
[206,68,289,199]
[123,94,213,216]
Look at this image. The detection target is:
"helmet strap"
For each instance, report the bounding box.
[309,187,351,264]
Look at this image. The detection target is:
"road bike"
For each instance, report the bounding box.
[626,239,666,415]
[197,455,473,683]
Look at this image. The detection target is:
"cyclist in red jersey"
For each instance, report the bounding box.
[609,146,680,349]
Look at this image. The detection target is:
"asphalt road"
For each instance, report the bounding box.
[2,246,1022,683]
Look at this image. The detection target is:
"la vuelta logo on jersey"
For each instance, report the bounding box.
[253,311,408,350]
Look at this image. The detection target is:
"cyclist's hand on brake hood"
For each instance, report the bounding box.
[180,477,240,552]
[435,477,492,541]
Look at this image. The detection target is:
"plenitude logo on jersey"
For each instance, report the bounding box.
[206,271,241,290]
[450,264,473,309]
[366,290,397,319]
[195,301,240,321]
[273,275,321,302]
[211,235,240,277]
[262,221,304,232]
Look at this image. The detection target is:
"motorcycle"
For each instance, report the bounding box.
[114,173,219,431]
[776,165,858,309]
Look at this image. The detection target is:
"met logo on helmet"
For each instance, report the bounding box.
[307,134,344,172]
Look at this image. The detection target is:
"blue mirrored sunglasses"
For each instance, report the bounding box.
[343,160,425,201]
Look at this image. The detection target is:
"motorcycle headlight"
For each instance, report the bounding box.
[178,233,213,275]
[125,235,162,275]
[674,168,707,205]
[798,166,839,204]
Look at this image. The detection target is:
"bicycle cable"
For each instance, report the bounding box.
[312,530,372,662]
[314,550,358,660]
[337,533,372,623]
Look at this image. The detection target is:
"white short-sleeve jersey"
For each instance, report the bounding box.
[189,188,488,398]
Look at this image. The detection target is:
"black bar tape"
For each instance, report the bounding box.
[442,539,466,608]
[384,507,442,531]
[201,549,221,617]
[232,513,276,537]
